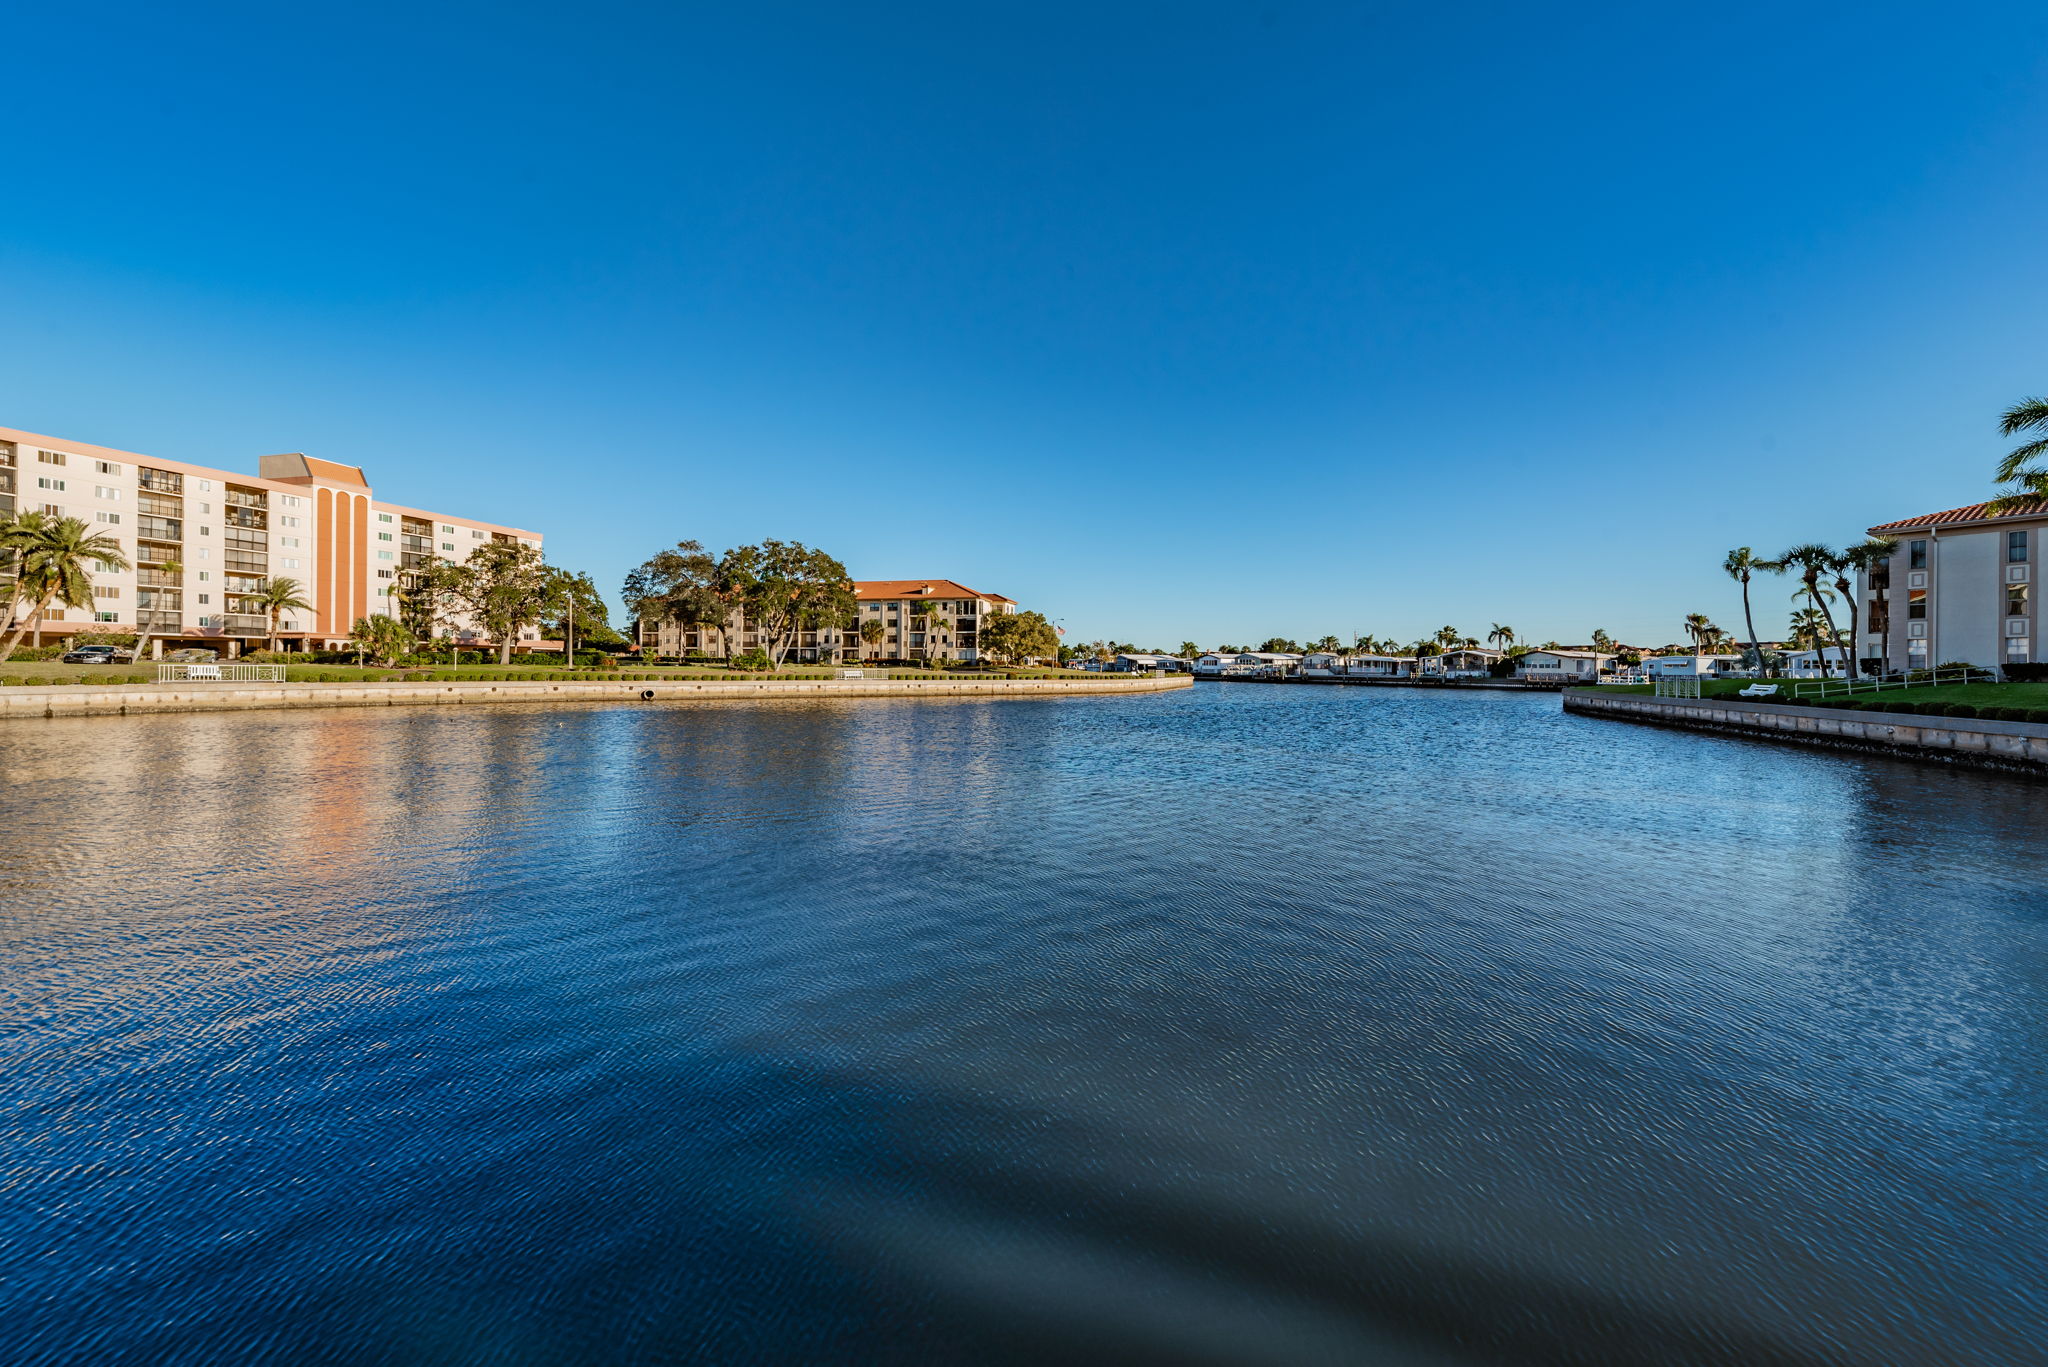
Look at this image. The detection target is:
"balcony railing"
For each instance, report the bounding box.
[136,517,183,541]
[138,469,183,493]
[224,488,267,508]
[224,509,267,530]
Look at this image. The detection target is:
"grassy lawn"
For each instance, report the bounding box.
[1589,678,2048,718]
[0,660,1097,686]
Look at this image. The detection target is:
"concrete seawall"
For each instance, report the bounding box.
[1564,688,2048,775]
[0,673,1192,721]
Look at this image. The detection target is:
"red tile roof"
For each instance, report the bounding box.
[853,579,1015,604]
[1870,500,2048,533]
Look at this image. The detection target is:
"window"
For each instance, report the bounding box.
[378,550,394,561]
[280,536,300,548]
[283,558,300,569]
[280,495,301,508]
[377,568,393,579]
[378,513,394,523]
[199,525,210,535]
[471,530,484,539]
[37,477,64,491]
[197,480,212,491]
[95,486,119,499]
[196,548,209,560]
[96,512,121,525]
[93,585,120,599]
[198,503,211,514]
[1909,539,1927,569]
[37,450,67,465]
[2010,584,2031,616]
[95,460,121,475]
[281,516,299,528]
[96,611,119,623]
[2008,638,2030,662]
[198,571,210,581]
[377,531,393,541]
[441,542,454,551]
[441,524,454,533]
[198,594,210,605]
[1908,589,1927,619]
[2010,530,2029,563]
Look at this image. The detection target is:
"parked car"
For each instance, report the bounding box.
[164,648,220,663]
[61,644,134,664]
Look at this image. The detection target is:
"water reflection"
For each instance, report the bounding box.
[1,687,2044,1365]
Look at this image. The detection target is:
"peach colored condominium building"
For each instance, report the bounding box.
[638,578,1017,663]
[0,425,541,654]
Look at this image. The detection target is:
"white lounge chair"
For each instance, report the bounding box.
[1736,683,1779,698]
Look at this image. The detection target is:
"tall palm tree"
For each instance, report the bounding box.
[1985,397,2048,512]
[1775,543,1846,679]
[916,600,950,664]
[859,618,885,658]
[1722,547,1770,677]
[1488,623,1514,653]
[1682,612,1713,655]
[1590,627,1614,659]
[1994,396,2048,483]
[1836,537,1898,679]
[0,516,130,662]
[131,555,182,665]
[0,510,52,644]
[1178,641,1200,660]
[254,577,314,653]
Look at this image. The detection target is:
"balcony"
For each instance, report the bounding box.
[138,468,183,494]
[137,491,182,517]
[224,487,267,509]
[224,509,267,531]
[137,567,183,588]
[218,613,270,636]
[136,516,183,542]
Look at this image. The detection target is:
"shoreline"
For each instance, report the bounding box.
[0,672,1191,721]
[1563,687,2048,776]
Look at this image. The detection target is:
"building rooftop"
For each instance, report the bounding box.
[853,579,1015,604]
[1870,500,2048,533]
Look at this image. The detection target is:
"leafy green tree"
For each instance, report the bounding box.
[349,614,414,666]
[446,541,564,665]
[254,577,313,653]
[977,610,1062,664]
[1258,637,1300,653]
[714,540,856,666]
[624,540,729,655]
[1178,640,1200,659]
[0,515,130,662]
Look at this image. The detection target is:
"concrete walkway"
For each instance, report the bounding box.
[1564,688,2048,774]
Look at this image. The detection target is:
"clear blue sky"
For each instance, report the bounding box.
[5,1,2047,649]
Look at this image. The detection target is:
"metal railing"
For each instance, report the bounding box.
[1790,665,1998,700]
[1653,677,1703,698]
[157,664,286,683]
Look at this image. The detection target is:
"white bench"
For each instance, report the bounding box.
[187,664,222,681]
[1736,683,1779,698]
[835,668,866,680]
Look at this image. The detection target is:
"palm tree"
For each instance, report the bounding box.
[1590,627,1614,660]
[0,510,52,645]
[1488,623,1514,653]
[1178,641,1200,660]
[1682,612,1713,655]
[915,600,950,664]
[859,618,885,659]
[1774,543,1846,679]
[1986,397,2048,512]
[1314,633,1342,654]
[131,555,182,665]
[254,577,314,653]
[1723,547,1770,677]
[0,516,130,663]
[1836,538,1898,679]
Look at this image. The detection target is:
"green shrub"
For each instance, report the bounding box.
[1944,704,1979,719]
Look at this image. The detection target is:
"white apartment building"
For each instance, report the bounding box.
[0,426,541,654]
[1859,500,2041,673]
[637,578,1017,663]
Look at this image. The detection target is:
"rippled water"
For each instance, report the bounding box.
[2,684,2045,1365]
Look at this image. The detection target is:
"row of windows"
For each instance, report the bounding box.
[1900,532,2032,571]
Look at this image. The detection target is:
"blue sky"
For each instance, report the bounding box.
[4,1,2047,648]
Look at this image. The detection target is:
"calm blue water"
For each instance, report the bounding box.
[1,684,2044,1366]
